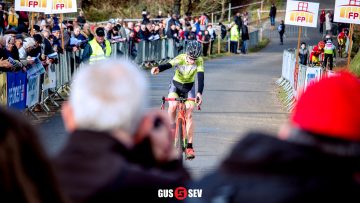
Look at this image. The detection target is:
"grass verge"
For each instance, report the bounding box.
[249,38,270,53]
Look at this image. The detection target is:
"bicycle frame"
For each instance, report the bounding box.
[161,96,200,159]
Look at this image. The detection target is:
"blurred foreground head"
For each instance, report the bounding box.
[0,108,67,203]
[289,72,360,142]
[62,60,148,134]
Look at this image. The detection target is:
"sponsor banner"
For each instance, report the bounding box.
[285,0,319,27]
[15,0,48,12]
[0,72,7,106]
[7,71,27,110]
[334,0,360,24]
[27,57,45,79]
[43,65,57,90]
[305,67,322,90]
[26,75,40,107]
[46,0,77,14]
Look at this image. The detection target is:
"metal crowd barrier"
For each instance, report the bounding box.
[263,25,308,39]
[2,31,265,117]
[276,49,323,111]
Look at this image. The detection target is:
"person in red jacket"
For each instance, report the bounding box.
[319,10,326,34]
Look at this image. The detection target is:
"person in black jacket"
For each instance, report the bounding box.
[278,20,285,45]
[55,60,190,203]
[188,72,360,203]
[241,24,250,54]
[219,22,227,40]
[269,3,277,27]
[234,12,242,33]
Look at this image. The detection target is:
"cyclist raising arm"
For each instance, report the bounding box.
[151,41,204,159]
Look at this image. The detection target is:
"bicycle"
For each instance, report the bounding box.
[161,96,201,161]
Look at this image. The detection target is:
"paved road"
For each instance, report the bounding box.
[39,18,324,180]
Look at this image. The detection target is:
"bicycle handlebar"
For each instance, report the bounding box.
[161,96,201,110]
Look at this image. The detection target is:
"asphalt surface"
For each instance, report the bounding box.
[39,16,324,180]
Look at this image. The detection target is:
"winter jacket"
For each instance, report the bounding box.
[188,131,360,203]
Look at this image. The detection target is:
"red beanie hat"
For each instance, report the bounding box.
[291,72,360,142]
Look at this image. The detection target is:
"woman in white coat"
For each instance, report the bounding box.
[325,11,332,35]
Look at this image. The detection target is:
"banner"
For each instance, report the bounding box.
[305,67,322,90]
[15,0,48,12]
[27,57,45,79]
[43,65,57,90]
[334,0,360,24]
[46,0,77,14]
[0,72,7,106]
[26,75,40,107]
[7,72,27,110]
[284,1,319,27]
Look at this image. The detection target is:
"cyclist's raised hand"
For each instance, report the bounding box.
[151,67,160,75]
[196,93,203,106]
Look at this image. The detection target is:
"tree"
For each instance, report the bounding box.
[174,0,181,15]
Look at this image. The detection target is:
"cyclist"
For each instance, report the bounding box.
[323,35,336,70]
[151,41,204,160]
[337,28,347,58]
[309,41,325,66]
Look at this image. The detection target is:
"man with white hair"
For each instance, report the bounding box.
[55,60,190,203]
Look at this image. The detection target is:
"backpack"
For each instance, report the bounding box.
[8,13,18,27]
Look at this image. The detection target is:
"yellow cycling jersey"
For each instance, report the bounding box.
[169,54,204,84]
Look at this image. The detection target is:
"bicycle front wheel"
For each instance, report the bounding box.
[176,120,185,162]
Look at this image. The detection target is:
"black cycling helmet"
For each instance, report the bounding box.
[186,41,202,59]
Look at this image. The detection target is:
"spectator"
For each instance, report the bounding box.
[278,20,285,45]
[51,26,63,53]
[319,10,325,34]
[168,14,180,29]
[199,13,208,32]
[230,22,239,54]
[55,60,190,203]
[165,12,172,33]
[142,12,151,25]
[193,17,200,34]
[242,11,249,27]
[219,22,227,40]
[157,10,163,19]
[0,108,68,203]
[19,37,35,59]
[82,23,94,41]
[202,30,211,56]
[82,27,112,64]
[41,30,54,56]
[33,25,41,35]
[77,11,86,27]
[189,72,360,203]
[299,42,309,65]
[207,24,215,54]
[7,7,18,31]
[0,4,5,35]
[325,11,332,35]
[269,3,277,27]
[234,12,242,32]
[241,24,250,54]
[115,19,127,40]
[17,18,29,34]
[17,11,29,25]
[158,22,165,38]
[167,24,179,42]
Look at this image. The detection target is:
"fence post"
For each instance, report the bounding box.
[211,13,214,25]
[218,34,221,54]
[228,3,231,23]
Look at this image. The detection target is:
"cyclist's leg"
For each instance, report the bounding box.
[168,81,179,125]
[185,85,196,145]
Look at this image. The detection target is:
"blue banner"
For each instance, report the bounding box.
[7,71,27,110]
